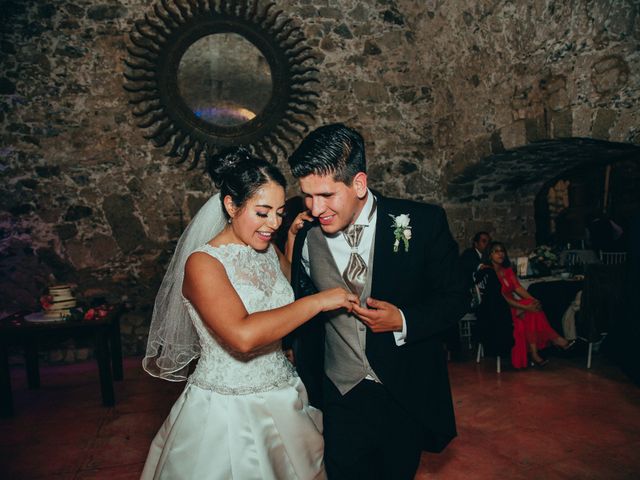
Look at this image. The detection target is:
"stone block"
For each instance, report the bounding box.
[446,182,474,200]
[591,55,629,94]
[364,40,381,56]
[352,81,389,103]
[547,88,569,112]
[571,105,592,137]
[54,223,78,240]
[318,7,342,19]
[320,35,337,52]
[65,234,119,269]
[592,109,617,140]
[442,205,473,223]
[333,24,353,39]
[525,116,548,143]
[64,205,93,221]
[551,109,573,138]
[103,194,148,254]
[609,109,640,144]
[404,173,434,196]
[87,5,127,21]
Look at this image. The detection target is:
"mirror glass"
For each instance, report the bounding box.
[177,33,273,127]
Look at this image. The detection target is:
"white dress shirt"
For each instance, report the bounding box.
[301,190,407,346]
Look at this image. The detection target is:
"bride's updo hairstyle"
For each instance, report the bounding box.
[208,148,287,219]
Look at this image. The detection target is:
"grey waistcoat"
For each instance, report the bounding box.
[307,227,381,394]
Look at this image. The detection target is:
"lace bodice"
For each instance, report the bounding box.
[184,243,297,394]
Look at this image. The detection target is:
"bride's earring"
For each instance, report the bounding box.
[227,217,232,224]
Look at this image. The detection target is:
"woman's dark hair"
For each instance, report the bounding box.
[481,241,511,268]
[288,123,366,185]
[207,147,287,218]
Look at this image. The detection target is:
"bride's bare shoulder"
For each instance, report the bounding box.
[185,249,225,275]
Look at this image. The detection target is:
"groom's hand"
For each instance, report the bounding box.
[352,297,403,333]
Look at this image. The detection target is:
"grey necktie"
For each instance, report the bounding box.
[342,197,377,296]
[342,224,367,295]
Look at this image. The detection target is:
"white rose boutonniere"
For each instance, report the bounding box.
[389,214,412,252]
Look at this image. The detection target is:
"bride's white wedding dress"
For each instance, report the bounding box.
[141,244,325,480]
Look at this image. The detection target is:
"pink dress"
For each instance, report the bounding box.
[497,268,560,369]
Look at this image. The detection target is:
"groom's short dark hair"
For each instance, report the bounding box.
[288,123,366,185]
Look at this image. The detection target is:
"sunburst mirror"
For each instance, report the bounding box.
[124,0,319,168]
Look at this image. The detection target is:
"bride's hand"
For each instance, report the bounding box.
[288,211,314,236]
[315,288,359,313]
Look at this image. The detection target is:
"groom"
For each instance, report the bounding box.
[287,124,468,479]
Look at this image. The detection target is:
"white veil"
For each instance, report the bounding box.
[143,193,227,381]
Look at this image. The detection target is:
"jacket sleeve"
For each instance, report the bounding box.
[402,207,469,344]
[290,224,318,299]
[283,226,318,349]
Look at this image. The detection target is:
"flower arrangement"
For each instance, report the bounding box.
[83,304,114,321]
[38,295,114,322]
[389,213,412,253]
[528,245,559,274]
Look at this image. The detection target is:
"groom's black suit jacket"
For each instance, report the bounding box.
[289,195,468,453]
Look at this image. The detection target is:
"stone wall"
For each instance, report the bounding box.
[1,0,638,359]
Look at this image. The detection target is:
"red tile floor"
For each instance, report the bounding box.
[1,353,639,479]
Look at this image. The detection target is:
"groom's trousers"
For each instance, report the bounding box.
[323,376,423,480]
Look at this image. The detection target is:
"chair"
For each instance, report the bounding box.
[560,249,599,268]
[476,342,502,373]
[576,263,625,368]
[474,269,514,373]
[599,251,627,264]
[459,281,483,351]
[459,312,476,350]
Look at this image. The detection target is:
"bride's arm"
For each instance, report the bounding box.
[183,252,356,354]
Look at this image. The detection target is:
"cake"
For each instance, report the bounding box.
[42,285,76,319]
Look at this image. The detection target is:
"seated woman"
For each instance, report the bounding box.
[481,242,574,368]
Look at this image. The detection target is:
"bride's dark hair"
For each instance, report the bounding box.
[207,147,287,219]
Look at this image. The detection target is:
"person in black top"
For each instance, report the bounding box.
[460,231,491,289]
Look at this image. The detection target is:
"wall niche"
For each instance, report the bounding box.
[535,158,640,251]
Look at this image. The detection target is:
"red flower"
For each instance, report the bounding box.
[40,295,53,310]
[84,305,113,321]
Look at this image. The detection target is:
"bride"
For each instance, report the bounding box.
[141,149,357,479]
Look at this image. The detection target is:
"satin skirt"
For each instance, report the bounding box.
[141,376,325,480]
[511,298,560,369]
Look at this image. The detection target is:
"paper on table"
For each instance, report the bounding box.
[516,256,529,278]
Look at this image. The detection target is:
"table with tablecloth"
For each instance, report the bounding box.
[522,277,584,335]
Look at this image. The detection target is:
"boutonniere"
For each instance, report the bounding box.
[389,213,412,253]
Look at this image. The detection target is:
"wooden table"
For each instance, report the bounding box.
[0,307,123,417]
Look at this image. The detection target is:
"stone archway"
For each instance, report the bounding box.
[444,138,640,254]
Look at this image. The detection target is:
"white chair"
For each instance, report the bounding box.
[476,343,502,373]
[459,313,476,350]
[579,333,608,369]
[575,263,624,368]
[599,251,627,264]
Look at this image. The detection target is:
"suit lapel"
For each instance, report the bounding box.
[371,197,394,296]
[371,197,416,298]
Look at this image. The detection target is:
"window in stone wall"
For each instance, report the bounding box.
[546,179,570,237]
[535,160,640,250]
